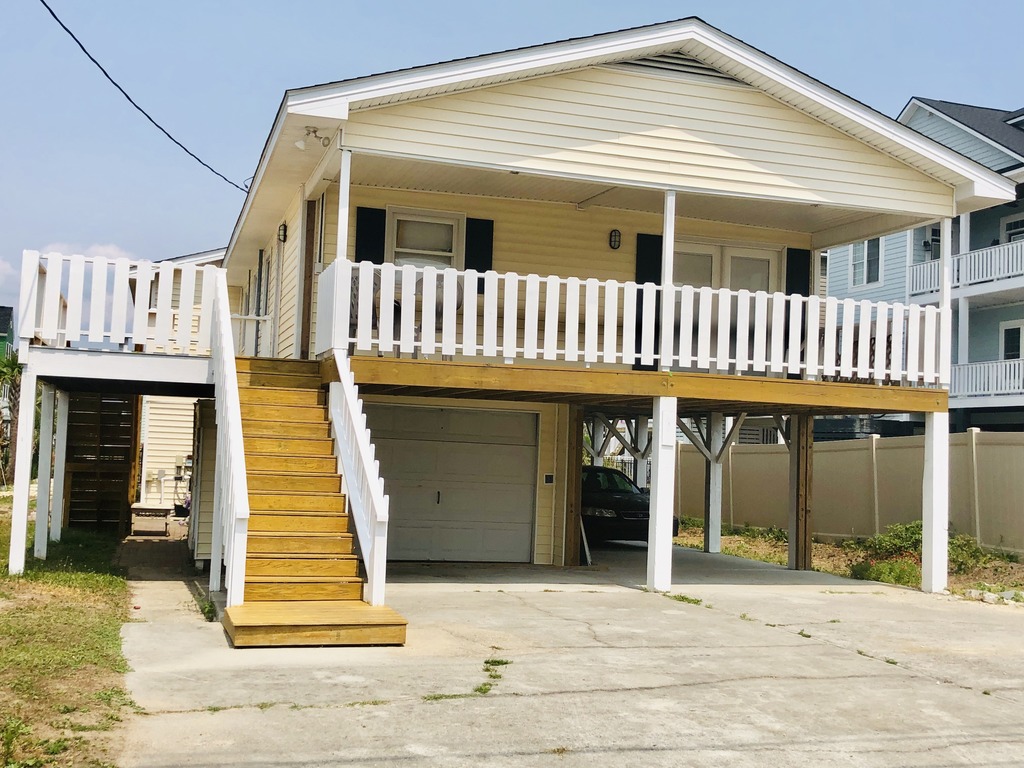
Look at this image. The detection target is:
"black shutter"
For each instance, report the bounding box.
[785,247,812,296]
[465,218,494,273]
[635,234,663,285]
[634,234,664,370]
[784,247,813,379]
[354,207,386,264]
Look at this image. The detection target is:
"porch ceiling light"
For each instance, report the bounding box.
[295,126,331,151]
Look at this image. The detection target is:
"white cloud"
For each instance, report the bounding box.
[40,242,134,261]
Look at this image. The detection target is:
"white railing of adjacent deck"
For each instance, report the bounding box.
[909,241,1024,296]
[908,259,944,296]
[207,268,250,607]
[328,354,390,606]
[951,360,1024,399]
[18,250,214,355]
[315,260,950,386]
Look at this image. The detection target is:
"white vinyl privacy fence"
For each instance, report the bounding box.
[675,430,1024,555]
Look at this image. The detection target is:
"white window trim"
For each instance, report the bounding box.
[849,237,884,288]
[999,318,1024,360]
[384,206,466,270]
[1000,212,1024,244]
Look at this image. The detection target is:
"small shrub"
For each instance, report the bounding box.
[948,534,988,574]
[862,521,922,559]
[850,557,921,587]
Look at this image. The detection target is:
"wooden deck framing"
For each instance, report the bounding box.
[344,357,947,417]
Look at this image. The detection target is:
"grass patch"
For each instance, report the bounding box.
[422,692,474,702]
[0,507,131,768]
[667,594,702,606]
[346,700,388,708]
[850,557,921,588]
[473,683,493,695]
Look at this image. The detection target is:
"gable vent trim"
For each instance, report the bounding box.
[610,52,746,86]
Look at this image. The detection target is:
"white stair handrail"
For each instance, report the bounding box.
[327,350,389,606]
[207,266,251,607]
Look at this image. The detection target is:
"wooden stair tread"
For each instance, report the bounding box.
[248,552,357,559]
[245,575,363,583]
[248,531,351,538]
[225,601,406,628]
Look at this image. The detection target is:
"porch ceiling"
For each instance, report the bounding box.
[343,357,948,418]
[349,154,916,244]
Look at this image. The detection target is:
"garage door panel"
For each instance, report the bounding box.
[364,405,537,563]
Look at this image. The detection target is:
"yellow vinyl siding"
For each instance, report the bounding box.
[344,67,952,217]
[139,396,196,507]
[276,195,303,359]
[361,395,559,565]
[347,187,807,279]
[192,400,215,561]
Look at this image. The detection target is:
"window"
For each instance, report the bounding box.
[385,207,465,269]
[1002,213,1024,244]
[851,238,881,286]
[672,243,778,292]
[1001,320,1024,361]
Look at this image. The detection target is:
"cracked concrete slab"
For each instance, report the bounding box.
[118,543,1024,767]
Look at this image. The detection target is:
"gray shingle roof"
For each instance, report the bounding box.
[916,97,1024,165]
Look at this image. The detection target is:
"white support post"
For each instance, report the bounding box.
[647,396,677,592]
[957,296,969,366]
[50,390,69,542]
[8,368,37,574]
[704,412,725,554]
[660,190,676,371]
[34,385,55,559]
[922,410,949,593]
[635,416,650,489]
[337,149,352,262]
[939,217,953,384]
[592,420,607,467]
[958,212,971,257]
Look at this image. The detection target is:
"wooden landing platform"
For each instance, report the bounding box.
[222,601,407,648]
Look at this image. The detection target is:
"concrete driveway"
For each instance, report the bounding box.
[118,544,1024,767]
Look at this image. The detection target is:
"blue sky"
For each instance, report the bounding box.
[1,0,1022,310]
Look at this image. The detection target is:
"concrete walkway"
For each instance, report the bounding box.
[118,543,1024,767]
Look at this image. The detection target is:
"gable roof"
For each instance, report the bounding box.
[227,17,1015,266]
[902,97,1024,170]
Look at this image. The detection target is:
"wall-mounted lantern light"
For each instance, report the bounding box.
[278,223,288,243]
[609,229,622,250]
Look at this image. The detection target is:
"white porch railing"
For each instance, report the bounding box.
[951,359,1024,399]
[18,250,214,355]
[909,241,1024,296]
[316,260,950,387]
[908,259,944,296]
[958,240,1024,287]
[207,268,250,607]
[327,354,390,606]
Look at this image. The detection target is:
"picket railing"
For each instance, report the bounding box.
[909,241,1024,296]
[18,250,213,355]
[908,259,943,296]
[327,354,390,605]
[316,260,950,387]
[951,359,1024,399]
[207,268,250,607]
[958,240,1024,287]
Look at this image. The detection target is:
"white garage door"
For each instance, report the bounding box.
[364,405,538,562]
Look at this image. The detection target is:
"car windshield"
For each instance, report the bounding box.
[584,468,641,494]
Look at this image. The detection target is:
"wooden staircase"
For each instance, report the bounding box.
[221,357,406,647]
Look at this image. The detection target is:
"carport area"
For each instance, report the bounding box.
[118,544,1024,767]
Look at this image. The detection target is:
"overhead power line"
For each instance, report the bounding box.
[37,0,248,193]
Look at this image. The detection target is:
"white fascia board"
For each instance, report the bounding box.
[679,29,1016,203]
[224,100,290,269]
[287,93,350,121]
[899,99,1024,169]
[897,98,924,124]
[286,20,707,111]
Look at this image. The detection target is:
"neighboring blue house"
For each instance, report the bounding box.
[827,97,1024,433]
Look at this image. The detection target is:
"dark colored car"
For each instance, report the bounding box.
[581,465,679,543]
